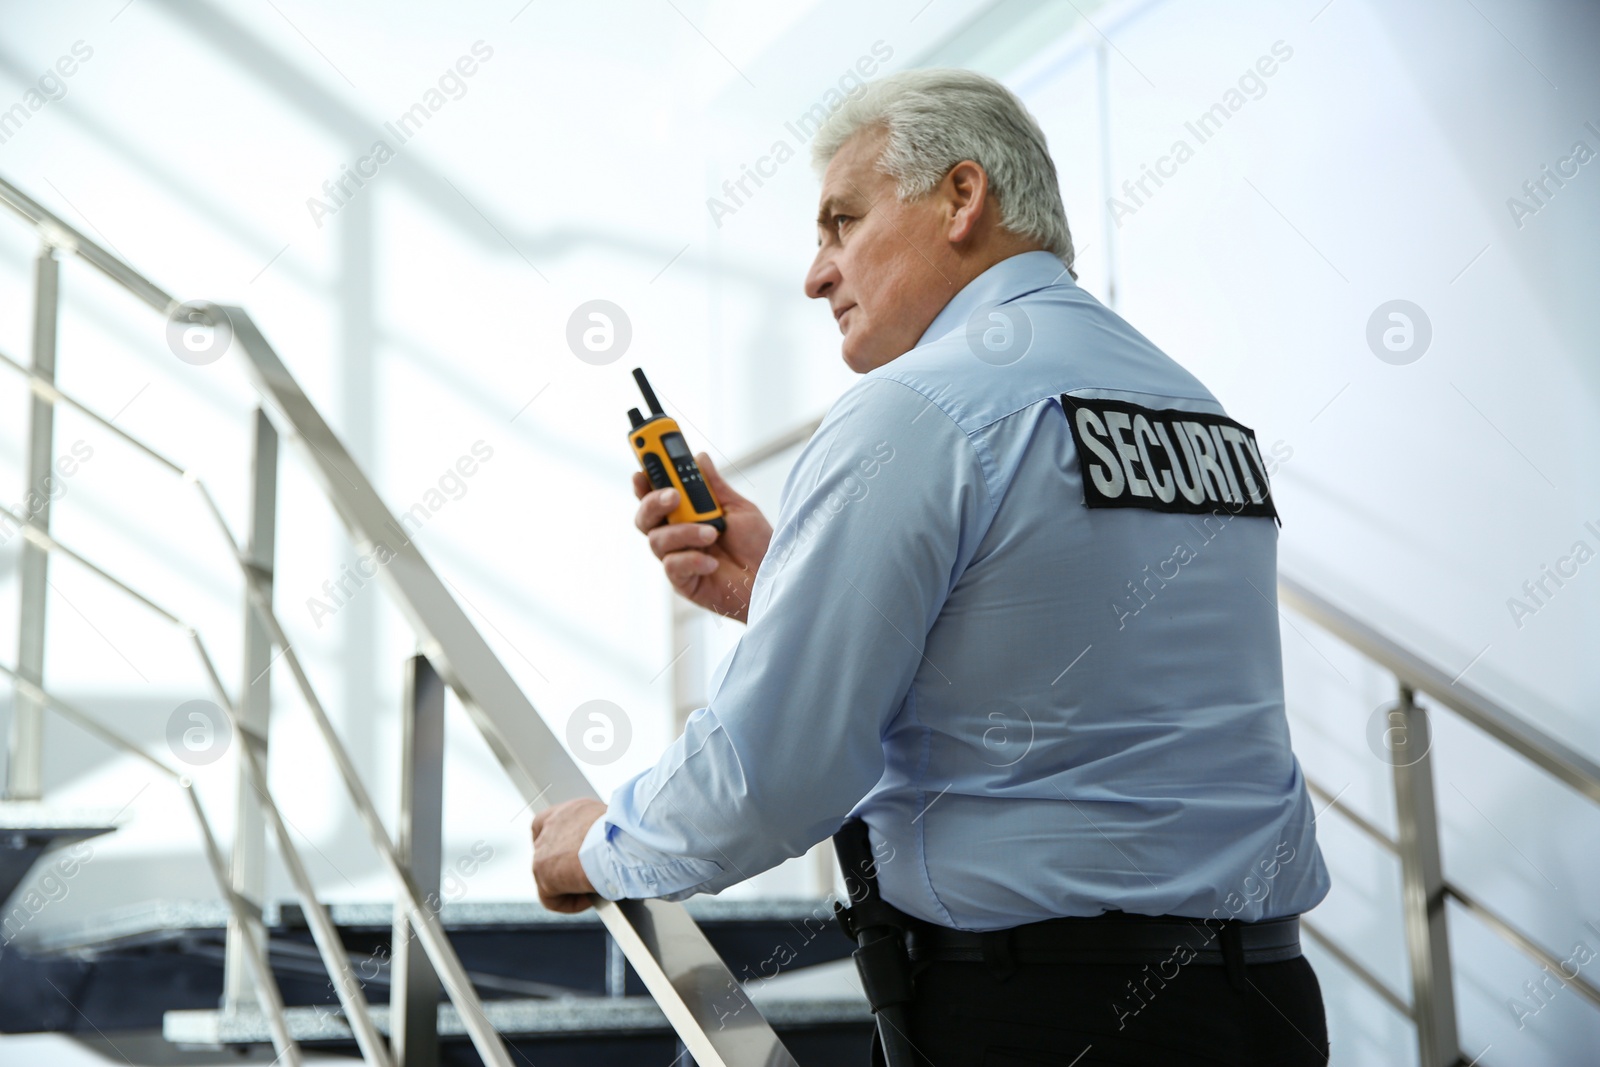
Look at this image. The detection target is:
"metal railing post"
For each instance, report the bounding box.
[394,653,444,1067]
[606,935,627,998]
[1390,684,1460,1066]
[224,407,279,1011]
[6,243,60,802]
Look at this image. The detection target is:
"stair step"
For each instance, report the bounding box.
[3,897,860,1043]
[162,960,871,1066]
[26,896,841,955]
[0,802,120,915]
[0,801,126,830]
[164,990,870,1047]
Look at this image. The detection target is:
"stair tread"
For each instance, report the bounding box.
[164,990,871,1045]
[26,896,840,954]
[0,801,124,831]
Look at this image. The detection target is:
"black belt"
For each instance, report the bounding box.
[905,912,1303,969]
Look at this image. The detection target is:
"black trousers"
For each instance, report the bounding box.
[871,954,1329,1066]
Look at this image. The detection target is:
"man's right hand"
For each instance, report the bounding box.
[633,452,772,625]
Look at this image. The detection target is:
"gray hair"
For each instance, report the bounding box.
[811,68,1076,279]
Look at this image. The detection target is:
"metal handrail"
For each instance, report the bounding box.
[0,171,797,1066]
[1302,770,1600,1017]
[1305,777,1396,856]
[1301,918,1410,1018]
[0,382,494,1062]
[1278,576,1600,1064]
[0,664,301,1066]
[0,360,419,1060]
[728,415,824,471]
[0,497,397,1065]
[227,307,793,1066]
[1279,574,1600,805]
[0,348,195,477]
[0,176,177,317]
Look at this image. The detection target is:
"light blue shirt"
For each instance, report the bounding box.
[580,250,1330,931]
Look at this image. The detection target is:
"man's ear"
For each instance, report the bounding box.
[944,160,990,244]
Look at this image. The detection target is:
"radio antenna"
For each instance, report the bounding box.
[632,367,665,417]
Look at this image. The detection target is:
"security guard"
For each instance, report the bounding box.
[532,68,1332,1065]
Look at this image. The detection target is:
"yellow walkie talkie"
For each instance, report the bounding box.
[627,368,726,530]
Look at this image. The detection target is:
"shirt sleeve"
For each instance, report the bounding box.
[579,375,993,900]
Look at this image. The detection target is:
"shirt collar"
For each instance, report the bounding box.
[915,250,1077,350]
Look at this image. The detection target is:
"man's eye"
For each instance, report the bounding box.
[832,214,852,232]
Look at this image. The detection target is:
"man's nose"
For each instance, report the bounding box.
[804,249,839,301]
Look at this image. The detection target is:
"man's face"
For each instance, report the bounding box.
[804,127,960,373]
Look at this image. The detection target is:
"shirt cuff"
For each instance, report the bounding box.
[577,811,727,902]
[578,814,624,900]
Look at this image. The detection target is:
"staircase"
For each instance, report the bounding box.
[1,897,869,1064]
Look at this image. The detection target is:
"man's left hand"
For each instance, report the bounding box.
[531,798,607,913]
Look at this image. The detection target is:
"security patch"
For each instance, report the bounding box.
[1060,395,1279,522]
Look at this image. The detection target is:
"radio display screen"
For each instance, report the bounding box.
[662,433,691,460]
